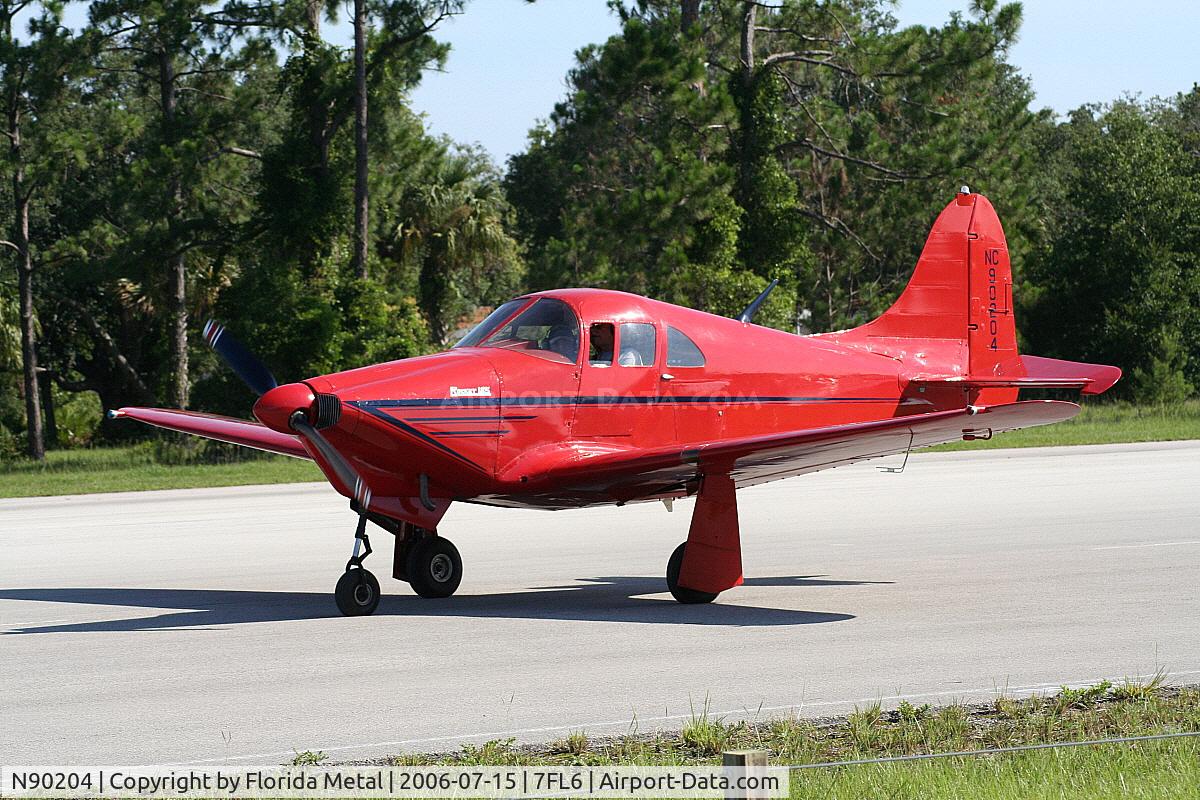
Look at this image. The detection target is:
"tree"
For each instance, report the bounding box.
[386,147,523,344]
[717,0,1029,328]
[352,2,466,280]
[84,0,284,409]
[503,10,794,324]
[260,0,461,277]
[505,0,1033,333]
[39,2,279,417]
[352,0,369,278]
[1023,100,1200,402]
[0,1,91,458]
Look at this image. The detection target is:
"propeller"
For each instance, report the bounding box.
[204,318,371,509]
[202,320,278,396]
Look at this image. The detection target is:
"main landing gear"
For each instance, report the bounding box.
[333,512,463,616]
[666,543,719,605]
[405,536,463,598]
[663,473,744,604]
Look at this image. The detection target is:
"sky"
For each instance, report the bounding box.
[44,1,1200,166]
[394,0,1200,165]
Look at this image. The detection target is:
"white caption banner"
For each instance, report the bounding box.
[2,766,790,799]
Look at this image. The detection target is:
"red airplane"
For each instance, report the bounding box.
[114,189,1120,615]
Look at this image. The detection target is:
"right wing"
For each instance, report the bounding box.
[113,407,312,460]
[495,400,1079,507]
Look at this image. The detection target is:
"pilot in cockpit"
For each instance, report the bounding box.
[544,321,579,361]
[589,323,615,366]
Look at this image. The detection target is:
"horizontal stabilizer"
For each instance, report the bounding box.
[1019,355,1122,395]
[112,407,311,459]
[912,355,1122,396]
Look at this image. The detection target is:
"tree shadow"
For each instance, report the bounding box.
[0,574,886,634]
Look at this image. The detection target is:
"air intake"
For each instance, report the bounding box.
[312,393,342,429]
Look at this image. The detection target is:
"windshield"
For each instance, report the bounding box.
[461,297,580,364]
[455,299,529,349]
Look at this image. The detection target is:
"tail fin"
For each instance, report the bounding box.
[819,189,1120,401]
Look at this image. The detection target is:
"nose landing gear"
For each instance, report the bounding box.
[334,515,380,616]
[333,513,463,616]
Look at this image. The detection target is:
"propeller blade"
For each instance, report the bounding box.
[289,411,372,509]
[737,279,779,324]
[203,320,279,396]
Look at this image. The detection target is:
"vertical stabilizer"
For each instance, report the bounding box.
[818,190,1020,400]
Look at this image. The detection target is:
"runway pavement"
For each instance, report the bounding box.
[1,441,1198,765]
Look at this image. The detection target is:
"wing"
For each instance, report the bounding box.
[113,407,312,460]
[488,400,1078,508]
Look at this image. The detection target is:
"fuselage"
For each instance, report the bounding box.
[259,288,951,510]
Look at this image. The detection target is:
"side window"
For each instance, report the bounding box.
[667,326,705,367]
[588,323,615,366]
[618,323,656,366]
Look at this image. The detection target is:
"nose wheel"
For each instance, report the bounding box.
[335,567,380,616]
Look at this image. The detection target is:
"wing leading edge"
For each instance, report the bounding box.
[495,400,1079,506]
[113,407,311,460]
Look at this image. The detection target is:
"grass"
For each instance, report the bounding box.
[789,737,1200,799]
[290,749,328,766]
[932,399,1200,451]
[374,680,1200,797]
[1,401,1197,498]
[0,441,320,498]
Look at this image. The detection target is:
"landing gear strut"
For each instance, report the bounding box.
[334,515,381,616]
[665,473,743,604]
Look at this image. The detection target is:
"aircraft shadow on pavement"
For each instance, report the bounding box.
[0,575,885,634]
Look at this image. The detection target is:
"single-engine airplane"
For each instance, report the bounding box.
[114,189,1121,615]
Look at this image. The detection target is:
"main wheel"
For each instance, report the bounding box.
[406,537,463,598]
[666,543,719,604]
[335,568,381,616]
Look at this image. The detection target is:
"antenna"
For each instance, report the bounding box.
[737,279,779,324]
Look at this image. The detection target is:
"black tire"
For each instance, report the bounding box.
[406,537,463,598]
[666,543,719,604]
[335,568,381,616]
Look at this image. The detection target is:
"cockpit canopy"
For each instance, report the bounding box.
[455,297,579,364]
[456,294,710,369]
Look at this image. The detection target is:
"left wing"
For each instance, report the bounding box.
[491,400,1078,507]
[113,407,312,459]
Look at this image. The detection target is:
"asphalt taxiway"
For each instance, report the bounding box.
[1,441,1197,765]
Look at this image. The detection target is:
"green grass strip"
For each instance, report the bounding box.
[789,737,1200,800]
[0,445,320,498]
[933,399,1200,450]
